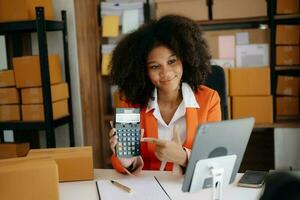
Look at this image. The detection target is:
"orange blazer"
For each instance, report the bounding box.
[112,85,221,174]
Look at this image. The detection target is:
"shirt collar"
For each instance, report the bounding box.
[146,82,200,113]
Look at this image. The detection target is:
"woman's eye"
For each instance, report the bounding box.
[149,65,159,70]
[167,58,177,65]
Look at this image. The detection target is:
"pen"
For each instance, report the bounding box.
[110,180,133,193]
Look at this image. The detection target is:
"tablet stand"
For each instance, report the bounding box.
[210,166,224,200]
[189,155,237,200]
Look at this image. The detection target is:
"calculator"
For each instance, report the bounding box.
[115,108,141,158]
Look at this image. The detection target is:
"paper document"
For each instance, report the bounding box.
[122,9,139,33]
[97,176,171,200]
[218,35,235,59]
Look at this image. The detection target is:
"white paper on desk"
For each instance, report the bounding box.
[97,176,170,200]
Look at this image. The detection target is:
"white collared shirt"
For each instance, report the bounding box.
[146,82,200,146]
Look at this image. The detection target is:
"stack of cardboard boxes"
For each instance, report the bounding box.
[0,70,21,121]
[12,54,69,121]
[0,55,69,122]
[204,29,273,124]
[275,24,300,117]
[0,146,94,200]
[230,67,273,124]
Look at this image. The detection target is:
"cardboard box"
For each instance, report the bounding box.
[227,96,231,119]
[0,157,59,200]
[27,146,94,182]
[155,0,208,21]
[204,29,269,59]
[276,97,299,116]
[277,0,300,14]
[232,96,273,124]
[0,87,20,104]
[213,0,267,19]
[22,99,69,121]
[0,105,20,121]
[276,76,300,96]
[276,25,300,45]
[0,143,29,159]
[229,67,271,96]
[21,82,69,104]
[0,70,15,87]
[276,46,299,65]
[224,68,230,96]
[0,0,53,22]
[13,54,63,88]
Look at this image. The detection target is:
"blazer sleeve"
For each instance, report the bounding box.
[207,90,222,122]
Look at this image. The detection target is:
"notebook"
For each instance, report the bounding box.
[97,176,171,200]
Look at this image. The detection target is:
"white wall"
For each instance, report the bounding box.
[31,0,83,147]
[275,128,300,170]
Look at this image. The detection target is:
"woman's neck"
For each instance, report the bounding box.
[157,89,183,125]
[157,89,182,108]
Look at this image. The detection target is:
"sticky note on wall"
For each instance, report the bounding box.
[102,15,119,37]
[102,53,112,75]
[218,35,235,59]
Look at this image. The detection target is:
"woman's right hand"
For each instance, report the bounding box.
[109,121,136,168]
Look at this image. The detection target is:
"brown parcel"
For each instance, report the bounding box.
[0,88,19,104]
[232,96,273,124]
[213,0,267,19]
[21,82,69,104]
[0,0,53,22]
[22,99,69,121]
[27,146,94,182]
[0,143,29,159]
[276,97,299,116]
[276,25,300,45]
[229,67,271,96]
[276,76,300,96]
[276,0,300,14]
[0,157,59,200]
[155,0,208,21]
[276,46,300,65]
[0,105,20,121]
[0,70,15,87]
[13,54,63,88]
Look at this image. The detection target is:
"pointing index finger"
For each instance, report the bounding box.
[143,137,166,146]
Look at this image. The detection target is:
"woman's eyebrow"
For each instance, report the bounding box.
[168,54,176,58]
[147,61,157,65]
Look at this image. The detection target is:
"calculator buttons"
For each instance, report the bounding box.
[115,121,141,158]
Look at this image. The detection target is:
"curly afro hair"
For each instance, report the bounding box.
[110,15,211,107]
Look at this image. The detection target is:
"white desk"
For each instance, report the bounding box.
[60,169,262,200]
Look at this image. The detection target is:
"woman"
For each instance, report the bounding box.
[109,15,221,175]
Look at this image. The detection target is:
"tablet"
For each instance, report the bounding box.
[182,117,255,192]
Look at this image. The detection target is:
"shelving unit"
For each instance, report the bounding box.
[269,0,300,124]
[0,7,74,148]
